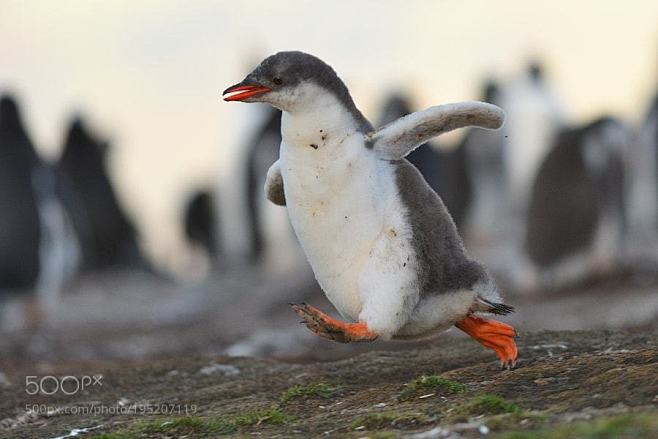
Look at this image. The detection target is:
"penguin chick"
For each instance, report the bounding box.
[224,51,517,368]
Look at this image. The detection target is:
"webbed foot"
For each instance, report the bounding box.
[456,315,518,369]
[290,302,378,343]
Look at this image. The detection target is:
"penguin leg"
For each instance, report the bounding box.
[290,303,378,343]
[455,315,518,369]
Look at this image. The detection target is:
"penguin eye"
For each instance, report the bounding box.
[272,77,283,85]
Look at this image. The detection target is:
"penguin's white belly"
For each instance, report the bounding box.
[279,136,403,321]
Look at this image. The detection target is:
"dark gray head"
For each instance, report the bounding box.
[481,79,500,104]
[378,93,413,126]
[223,51,372,131]
[0,94,24,131]
[528,61,544,82]
[62,117,110,161]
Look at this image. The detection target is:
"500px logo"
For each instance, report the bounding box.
[25,375,103,396]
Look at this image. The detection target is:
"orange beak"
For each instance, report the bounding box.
[223,84,271,102]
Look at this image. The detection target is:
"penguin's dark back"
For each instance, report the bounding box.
[394,159,487,296]
[407,143,472,231]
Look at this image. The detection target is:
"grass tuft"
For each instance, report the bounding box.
[447,394,522,422]
[350,411,429,431]
[280,381,341,403]
[398,375,466,400]
[500,412,658,439]
[232,407,293,426]
[368,432,398,439]
[89,409,292,438]
[462,394,520,415]
[139,416,235,435]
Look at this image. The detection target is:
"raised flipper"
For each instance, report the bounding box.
[366,101,505,160]
[264,160,286,206]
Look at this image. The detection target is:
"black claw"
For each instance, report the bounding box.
[500,360,517,370]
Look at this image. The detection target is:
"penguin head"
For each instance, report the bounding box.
[223,51,351,113]
[378,93,413,127]
[481,79,500,104]
[528,61,544,82]
[0,94,24,131]
[63,117,110,162]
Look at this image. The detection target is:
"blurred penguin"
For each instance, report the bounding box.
[461,80,508,244]
[244,107,306,274]
[184,190,219,257]
[57,118,148,272]
[34,163,80,308]
[183,189,221,275]
[524,117,628,290]
[216,101,269,266]
[216,55,304,272]
[482,62,567,290]
[627,93,658,247]
[377,93,472,230]
[0,94,79,329]
[0,96,42,295]
[498,62,566,217]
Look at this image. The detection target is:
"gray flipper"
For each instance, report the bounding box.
[264,160,286,206]
[367,102,505,160]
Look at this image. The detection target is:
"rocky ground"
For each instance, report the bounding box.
[1,329,656,438]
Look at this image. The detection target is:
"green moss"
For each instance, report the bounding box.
[499,412,658,439]
[89,409,292,438]
[231,407,293,426]
[280,381,341,403]
[484,411,548,431]
[447,394,522,422]
[136,416,236,435]
[350,411,429,430]
[91,434,135,439]
[91,417,235,438]
[398,375,467,400]
[368,433,398,439]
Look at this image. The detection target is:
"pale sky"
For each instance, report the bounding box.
[1,0,657,272]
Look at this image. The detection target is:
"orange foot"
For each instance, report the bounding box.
[455,315,518,369]
[290,303,378,343]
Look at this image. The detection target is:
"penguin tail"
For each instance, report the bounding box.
[475,297,515,315]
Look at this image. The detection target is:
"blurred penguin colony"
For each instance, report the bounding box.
[2,60,658,310]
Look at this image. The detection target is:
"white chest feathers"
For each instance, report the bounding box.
[278,97,419,328]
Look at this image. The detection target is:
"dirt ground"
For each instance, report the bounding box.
[1,267,658,438]
[1,328,656,438]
